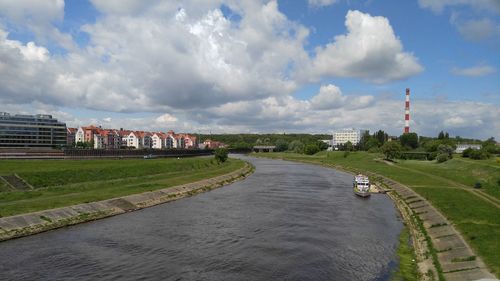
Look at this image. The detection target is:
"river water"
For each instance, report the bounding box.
[0,156,403,281]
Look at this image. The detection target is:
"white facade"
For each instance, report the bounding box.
[93,134,105,149]
[75,127,85,143]
[332,128,367,146]
[152,133,165,149]
[127,132,140,148]
[455,144,481,153]
[167,135,176,148]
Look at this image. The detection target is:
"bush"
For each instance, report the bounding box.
[462,148,473,158]
[428,151,437,161]
[436,153,449,163]
[438,144,454,159]
[343,151,350,158]
[474,182,482,189]
[469,149,490,160]
[288,140,304,153]
[304,144,320,155]
[214,148,228,163]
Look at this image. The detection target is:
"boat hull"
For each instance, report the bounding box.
[354,190,371,198]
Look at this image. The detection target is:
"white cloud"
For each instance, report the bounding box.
[308,0,338,8]
[155,113,178,124]
[4,2,495,139]
[309,10,423,83]
[418,0,500,14]
[456,18,498,41]
[0,0,75,49]
[310,84,374,110]
[451,65,496,76]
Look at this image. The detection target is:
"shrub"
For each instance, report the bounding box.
[427,152,437,161]
[462,148,473,158]
[367,147,381,153]
[343,151,350,158]
[469,149,490,160]
[304,144,320,155]
[438,144,454,159]
[288,140,304,153]
[214,148,228,163]
[474,182,482,189]
[436,153,449,163]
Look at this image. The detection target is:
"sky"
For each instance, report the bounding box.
[0,0,498,139]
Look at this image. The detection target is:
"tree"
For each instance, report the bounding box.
[482,137,498,154]
[381,141,402,160]
[358,131,371,151]
[214,148,228,163]
[344,141,354,151]
[400,132,419,149]
[437,144,453,158]
[304,144,320,155]
[288,140,304,153]
[317,140,329,151]
[438,131,445,139]
[375,130,388,145]
[275,139,288,152]
[365,138,380,151]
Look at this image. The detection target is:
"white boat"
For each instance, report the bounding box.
[353,174,371,198]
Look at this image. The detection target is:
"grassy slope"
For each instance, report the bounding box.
[254,151,500,275]
[0,158,245,217]
[391,227,419,281]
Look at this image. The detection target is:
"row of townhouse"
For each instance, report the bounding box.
[67,126,198,149]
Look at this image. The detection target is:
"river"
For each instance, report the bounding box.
[0,156,403,280]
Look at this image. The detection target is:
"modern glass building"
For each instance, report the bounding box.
[0,112,67,148]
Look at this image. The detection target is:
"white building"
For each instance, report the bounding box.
[332,128,367,146]
[75,127,85,143]
[152,133,167,149]
[455,144,481,153]
[93,133,105,149]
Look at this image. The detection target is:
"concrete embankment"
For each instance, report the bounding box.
[0,162,254,242]
[373,174,497,281]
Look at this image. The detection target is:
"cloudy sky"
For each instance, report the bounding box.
[0,0,498,139]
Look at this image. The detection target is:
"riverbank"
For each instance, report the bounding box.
[252,152,498,280]
[0,158,253,241]
[0,159,254,241]
[0,157,245,216]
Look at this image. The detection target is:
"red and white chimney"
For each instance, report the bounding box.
[404,88,410,134]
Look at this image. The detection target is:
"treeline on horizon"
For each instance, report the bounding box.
[200,131,498,161]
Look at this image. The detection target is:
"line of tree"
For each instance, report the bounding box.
[199,133,331,151]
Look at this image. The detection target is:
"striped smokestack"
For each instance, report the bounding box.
[404,88,410,134]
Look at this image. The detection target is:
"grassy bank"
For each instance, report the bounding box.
[253,151,499,276]
[391,226,419,281]
[0,157,245,217]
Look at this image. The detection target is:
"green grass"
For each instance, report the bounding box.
[254,151,500,276]
[391,227,419,281]
[413,186,500,274]
[0,157,245,217]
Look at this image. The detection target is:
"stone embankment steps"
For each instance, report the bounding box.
[372,174,497,281]
[0,174,34,190]
[0,162,254,242]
